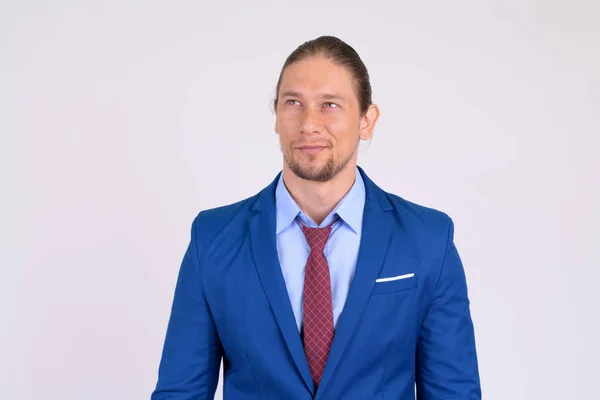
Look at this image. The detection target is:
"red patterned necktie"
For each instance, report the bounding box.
[297,216,339,387]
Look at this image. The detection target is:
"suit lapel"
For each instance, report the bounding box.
[249,173,316,396]
[315,167,394,399]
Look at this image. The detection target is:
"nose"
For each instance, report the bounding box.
[300,106,323,135]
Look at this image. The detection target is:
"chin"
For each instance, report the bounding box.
[291,162,339,182]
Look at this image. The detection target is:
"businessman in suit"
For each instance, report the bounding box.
[151,35,481,399]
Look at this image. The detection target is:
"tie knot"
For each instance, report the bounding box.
[301,225,332,253]
[296,216,339,253]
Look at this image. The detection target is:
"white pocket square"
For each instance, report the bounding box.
[375,273,415,283]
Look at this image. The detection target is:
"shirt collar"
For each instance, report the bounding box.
[275,167,365,234]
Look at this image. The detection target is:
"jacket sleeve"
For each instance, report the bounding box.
[415,218,482,399]
[151,215,223,399]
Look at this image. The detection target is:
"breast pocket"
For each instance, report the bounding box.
[371,274,418,295]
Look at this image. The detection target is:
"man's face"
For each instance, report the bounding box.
[275,56,373,182]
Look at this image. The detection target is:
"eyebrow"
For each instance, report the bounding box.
[322,93,346,102]
[280,91,347,103]
[280,90,303,98]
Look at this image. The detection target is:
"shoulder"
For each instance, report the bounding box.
[361,167,453,237]
[386,191,452,230]
[374,185,455,249]
[379,190,457,282]
[189,192,260,247]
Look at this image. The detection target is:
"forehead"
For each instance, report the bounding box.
[279,56,355,96]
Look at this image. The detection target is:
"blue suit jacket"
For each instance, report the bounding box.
[151,166,481,399]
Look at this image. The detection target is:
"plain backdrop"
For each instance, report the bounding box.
[1,1,599,399]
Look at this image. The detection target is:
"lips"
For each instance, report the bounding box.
[296,141,330,149]
[297,144,328,154]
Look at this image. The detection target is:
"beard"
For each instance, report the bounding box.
[282,140,359,182]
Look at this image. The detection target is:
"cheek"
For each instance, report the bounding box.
[323,110,356,130]
[324,115,358,144]
[275,126,294,148]
[276,114,296,139]
[278,111,302,128]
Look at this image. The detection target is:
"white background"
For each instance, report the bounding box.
[1,1,599,399]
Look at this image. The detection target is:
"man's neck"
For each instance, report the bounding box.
[281,163,357,225]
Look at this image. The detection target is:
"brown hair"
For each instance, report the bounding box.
[273,35,373,115]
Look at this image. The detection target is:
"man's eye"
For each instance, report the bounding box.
[324,102,337,108]
[286,100,300,106]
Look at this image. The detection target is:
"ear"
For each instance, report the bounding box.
[359,104,380,140]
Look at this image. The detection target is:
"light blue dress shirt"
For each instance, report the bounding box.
[275,167,366,333]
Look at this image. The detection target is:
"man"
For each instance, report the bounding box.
[151,35,481,399]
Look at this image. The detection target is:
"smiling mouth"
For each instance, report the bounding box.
[297,145,327,154]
